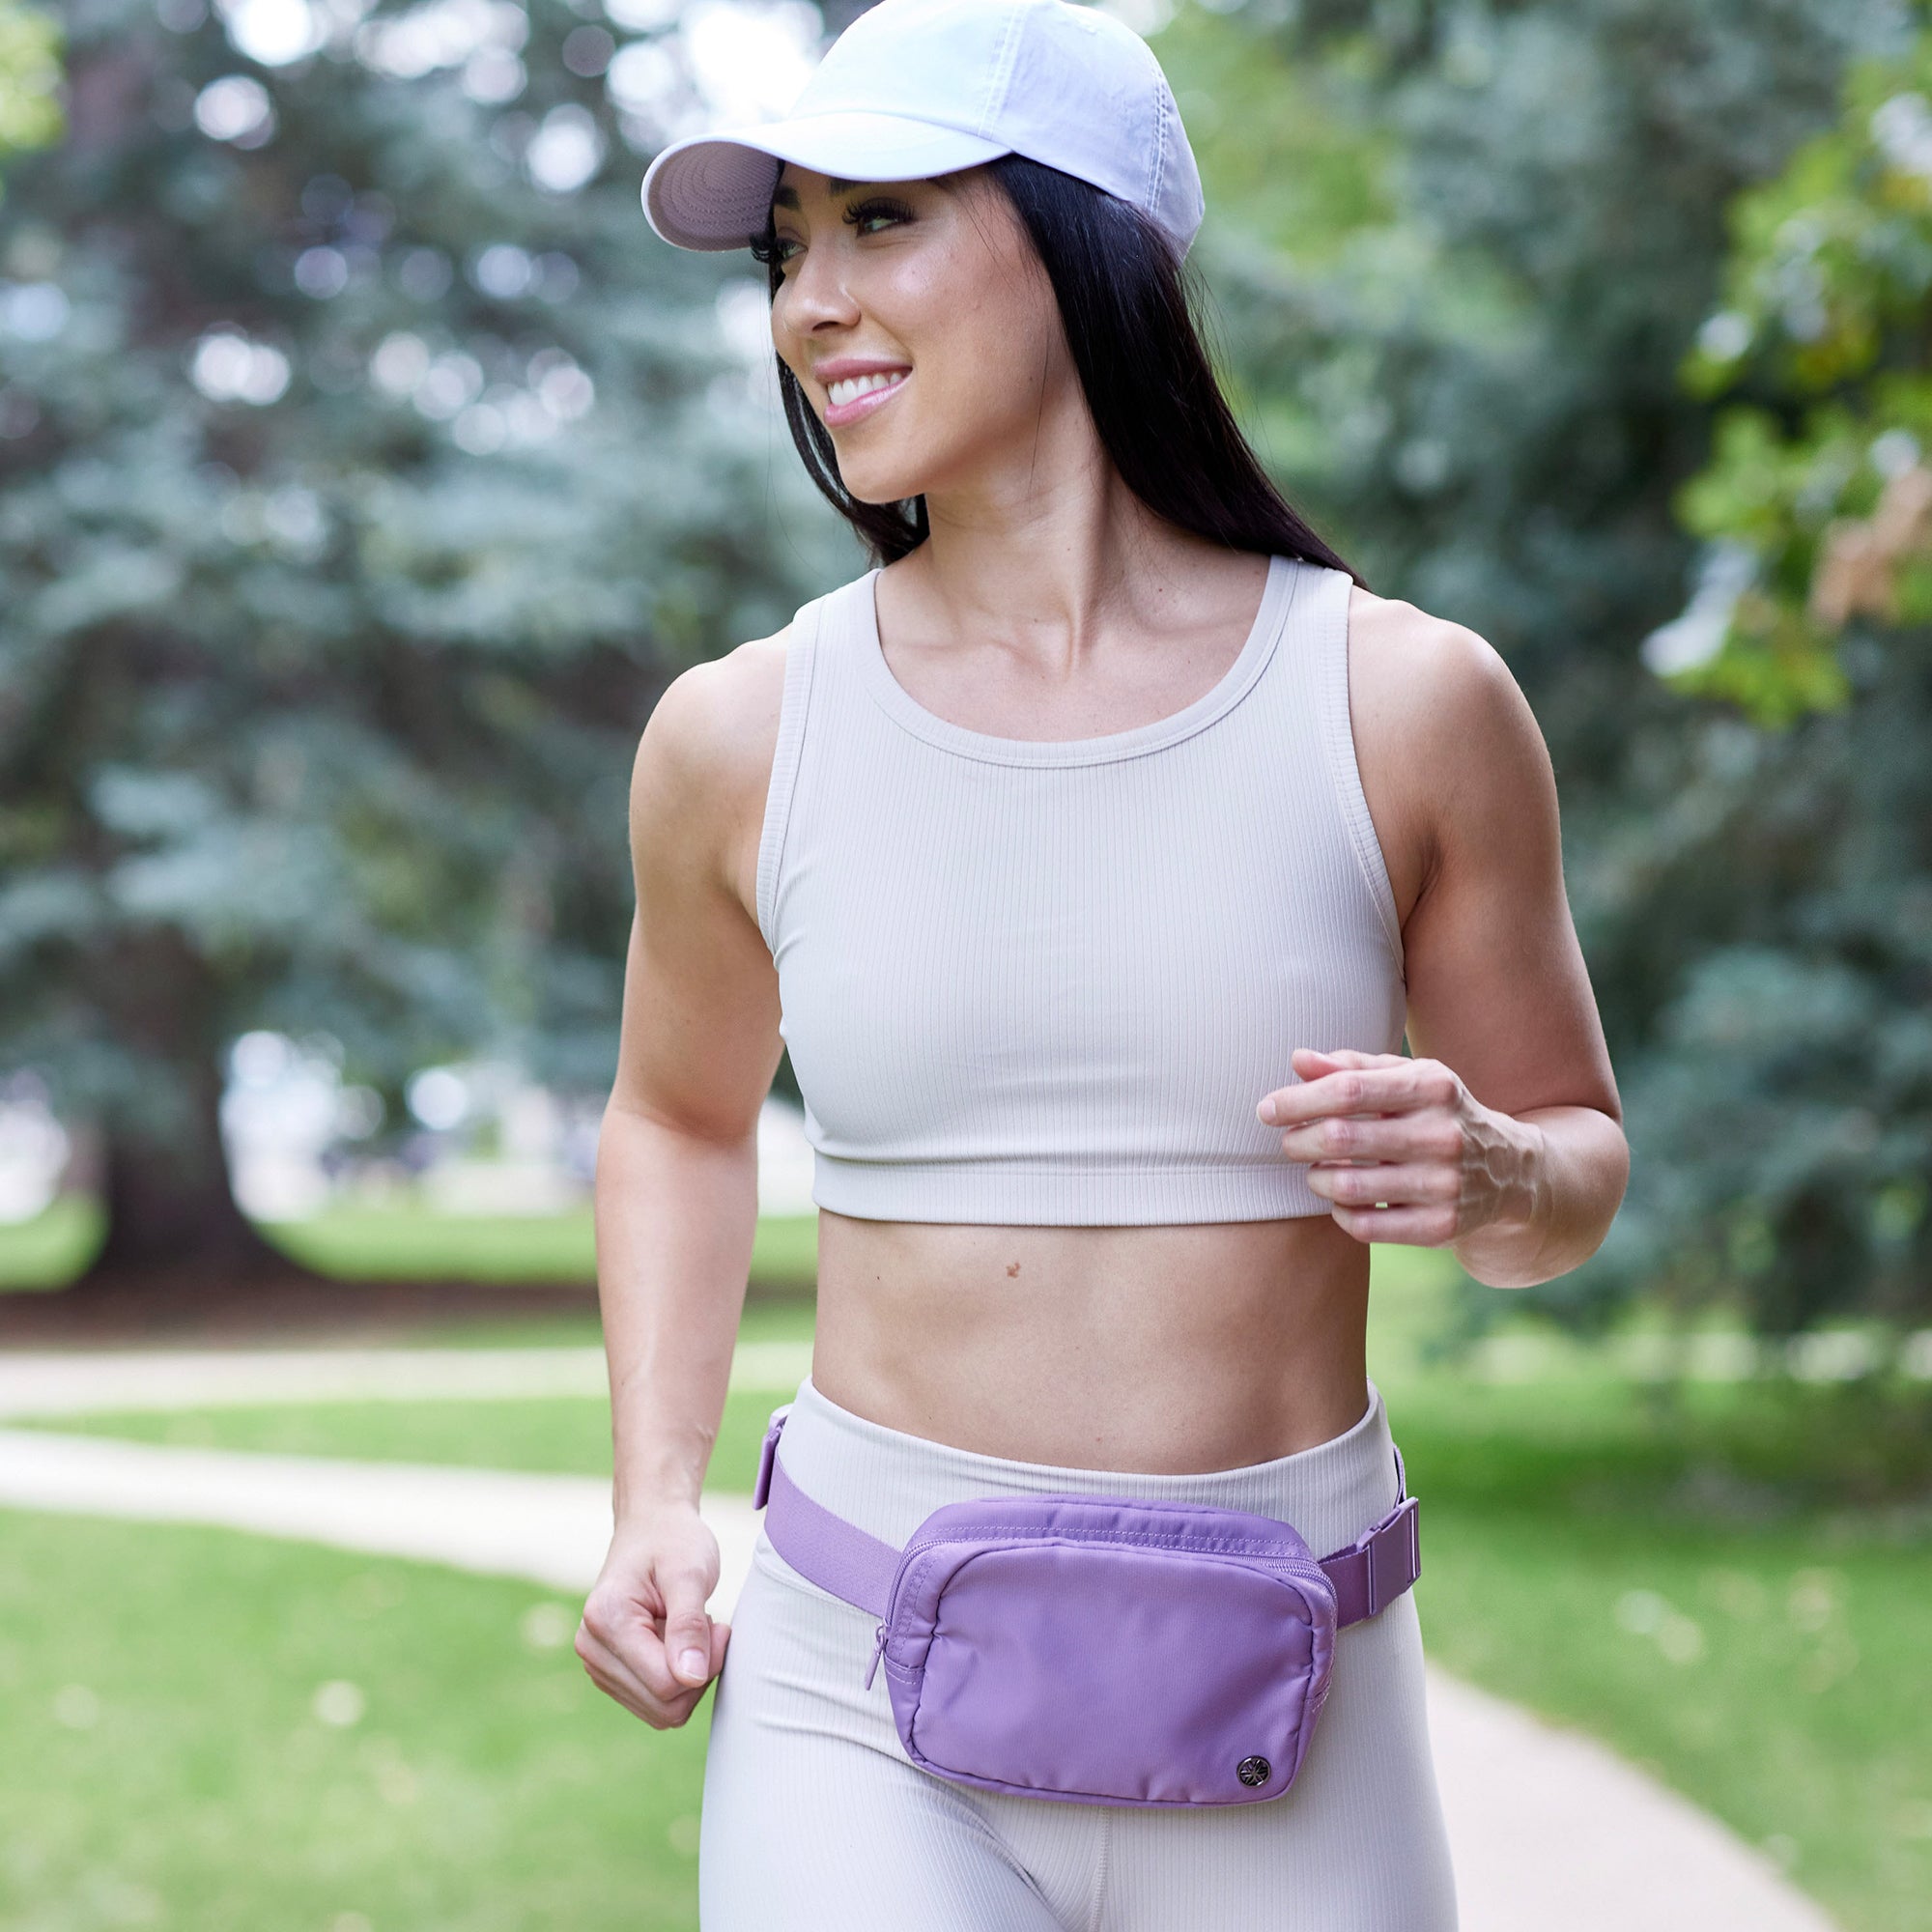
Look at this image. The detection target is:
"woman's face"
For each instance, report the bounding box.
[765,164,1077,507]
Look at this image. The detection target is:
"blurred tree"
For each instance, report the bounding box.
[1171,0,1902,773]
[1566,15,1932,1342]
[0,0,61,186]
[0,0,847,1294]
[1669,9,1932,719]
[1151,0,1918,1340]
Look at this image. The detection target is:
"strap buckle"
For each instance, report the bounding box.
[1358,1493,1420,1618]
[752,1406,792,1512]
[1319,1487,1421,1626]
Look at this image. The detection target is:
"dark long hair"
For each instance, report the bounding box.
[749,153,1366,583]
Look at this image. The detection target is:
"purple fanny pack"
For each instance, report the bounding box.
[751,1404,1421,1809]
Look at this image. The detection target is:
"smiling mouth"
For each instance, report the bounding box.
[826,371,908,408]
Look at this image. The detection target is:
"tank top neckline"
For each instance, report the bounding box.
[850,552,1297,768]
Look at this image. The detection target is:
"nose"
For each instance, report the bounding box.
[777,235,863,338]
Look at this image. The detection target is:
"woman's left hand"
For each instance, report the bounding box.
[1256,1045,1540,1247]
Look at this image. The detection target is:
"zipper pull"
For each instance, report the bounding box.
[863,1621,888,1690]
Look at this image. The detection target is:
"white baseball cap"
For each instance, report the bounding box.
[639,0,1206,260]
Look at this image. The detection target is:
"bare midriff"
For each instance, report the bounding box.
[807,1209,1372,1475]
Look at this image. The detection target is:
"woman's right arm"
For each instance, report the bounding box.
[575,634,789,1731]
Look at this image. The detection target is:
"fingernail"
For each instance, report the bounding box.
[679,1648,707,1678]
[1259,1099,1277,1124]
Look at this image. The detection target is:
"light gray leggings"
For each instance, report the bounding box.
[698,1373,1460,1931]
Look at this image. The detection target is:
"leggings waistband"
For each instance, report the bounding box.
[768,1373,1404,1562]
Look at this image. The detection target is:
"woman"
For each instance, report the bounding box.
[578,0,1628,1925]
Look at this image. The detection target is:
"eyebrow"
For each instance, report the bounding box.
[769,177,867,213]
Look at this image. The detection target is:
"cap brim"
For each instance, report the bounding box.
[641,111,1010,251]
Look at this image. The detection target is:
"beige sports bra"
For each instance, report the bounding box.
[755,553,1406,1225]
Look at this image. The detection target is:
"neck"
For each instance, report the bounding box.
[895,412,1216,668]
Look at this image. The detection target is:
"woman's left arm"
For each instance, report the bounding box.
[1257,603,1629,1290]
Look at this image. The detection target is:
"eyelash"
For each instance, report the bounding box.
[754,196,915,270]
[844,195,916,234]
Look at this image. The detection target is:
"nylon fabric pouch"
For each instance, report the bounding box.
[866,1492,1341,1808]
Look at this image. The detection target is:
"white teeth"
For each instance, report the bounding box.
[826,371,905,408]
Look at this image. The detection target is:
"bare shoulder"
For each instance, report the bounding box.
[635,626,790,800]
[1344,582,1553,922]
[631,624,794,917]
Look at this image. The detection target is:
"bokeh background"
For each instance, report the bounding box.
[1,0,1929,1927]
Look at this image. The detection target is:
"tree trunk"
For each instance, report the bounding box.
[58,921,334,1301]
[68,1053,327,1294]
[84,1125,301,1285]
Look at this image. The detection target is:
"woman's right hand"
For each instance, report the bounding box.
[576,1503,732,1729]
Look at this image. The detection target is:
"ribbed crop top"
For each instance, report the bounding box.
[755,552,1408,1225]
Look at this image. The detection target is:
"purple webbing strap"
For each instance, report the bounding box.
[752,1406,1420,1628]
[761,1441,900,1618]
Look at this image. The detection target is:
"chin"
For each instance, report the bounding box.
[825,417,943,508]
[837,463,935,507]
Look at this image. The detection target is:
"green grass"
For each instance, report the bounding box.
[0,1199,821,1291]
[268,1207,820,1291]
[0,1193,100,1290]
[14,1392,764,1486]
[0,1511,713,1931]
[14,1385,803,1493]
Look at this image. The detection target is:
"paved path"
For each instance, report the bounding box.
[0,1422,1834,1931]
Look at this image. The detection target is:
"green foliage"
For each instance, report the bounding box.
[1662,18,1932,721]
[0,0,61,178]
[1174,0,1895,777]
[1540,622,1932,1337]
[1158,2,1398,270]
[1687,19,1932,401]
[1164,0,1924,1340]
[1563,11,1932,1339]
[0,0,851,1165]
